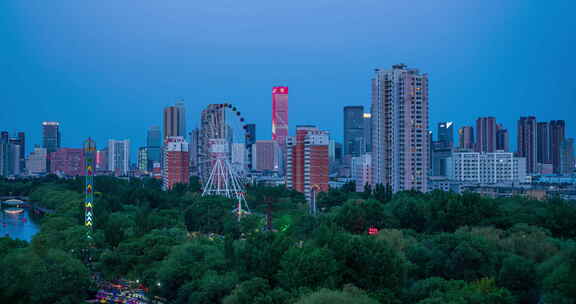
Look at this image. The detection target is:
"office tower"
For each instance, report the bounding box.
[517,117,538,173]
[50,148,84,176]
[42,122,61,153]
[245,124,256,171]
[163,102,186,139]
[431,143,452,177]
[272,86,289,151]
[550,120,566,174]
[537,122,550,165]
[26,147,47,175]
[0,133,7,176]
[138,147,148,173]
[476,117,497,153]
[371,64,429,193]
[96,148,108,172]
[8,143,20,176]
[447,151,526,184]
[343,106,365,157]
[162,136,190,190]
[335,142,343,163]
[108,139,130,176]
[351,154,372,192]
[329,139,336,163]
[363,113,372,153]
[189,129,199,176]
[437,122,454,148]
[13,132,25,171]
[176,101,186,137]
[252,140,281,172]
[496,124,509,152]
[147,126,161,170]
[458,126,475,150]
[560,138,575,174]
[286,126,329,202]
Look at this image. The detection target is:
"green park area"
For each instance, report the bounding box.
[0,176,575,304]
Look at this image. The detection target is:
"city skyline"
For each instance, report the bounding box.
[1,1,574,155]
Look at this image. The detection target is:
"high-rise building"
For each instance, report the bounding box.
[26,147,47,175]
[431,143,452,177]
[252,140,281,172]
[189,129,200,176]
[50,148,84,176]
[517,117,538,173]
[363,113,372,153]
[496,124,509,152]
[286,126,329,202]
[147,126,161,170]
[108,139,130,176]
[343,106,365,157]
[42,122,61,153]
[447,151,526,184]
[137,147,148,173]
[163,102,186,139]
[371,64,429,193]
[245,124,256,171]
[550,120,566,174]
[162,136,190,190]
[272,86,289,152]
[351,154,372,192]
[458,126,475,150]
[0,132,24,177]
[537,122,550,165]
[437,122,454,148]
[96,148,108,172]
[475,117,497,153]
[560,138,575,174]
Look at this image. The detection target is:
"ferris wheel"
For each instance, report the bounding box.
[199,103,252,219]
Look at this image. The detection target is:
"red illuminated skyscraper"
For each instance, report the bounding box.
[272,87,289,148]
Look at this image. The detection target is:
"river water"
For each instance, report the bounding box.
[0,205,41,242]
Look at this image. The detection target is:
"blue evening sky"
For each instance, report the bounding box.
[1,1,574,157]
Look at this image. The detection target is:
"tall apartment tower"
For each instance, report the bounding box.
[458,126,475,150]
[272,87,289,149]
[42,122,61,153]
[363,113,372,153]
[163,102,186,139]
[517,117,538,173]
[108,139,130,176]
[560,138,575,174]
[147,126,162,170]
[343,106,365,157]
[537,122,550,165]
[496,124,509,152]
[437,122,454,148]
[371,64,429,193]
[550,120,566,174]
[286,126,330,202]
[475,117,497,153]
[162,136,190,190]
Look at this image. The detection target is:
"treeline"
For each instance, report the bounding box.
[0,177,575,303]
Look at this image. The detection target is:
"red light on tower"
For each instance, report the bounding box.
[368,227,379,235]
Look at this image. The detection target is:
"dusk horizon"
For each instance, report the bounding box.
[2,1,575,154]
